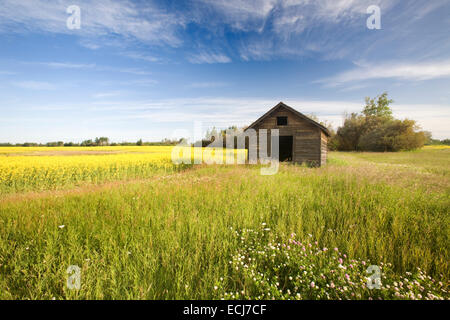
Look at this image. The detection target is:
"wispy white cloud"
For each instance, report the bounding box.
[187,82,229,89]
[122,52,160,63]
[40,62,96,69]
[0,0,448,63]
[103,67,151,75]
[88,78,158,88]
[198,0,450,63]
[92,91,125,99]
[187,52,231,64]
[12,81,56,90]
[78,39,101,50]
[27,60,151,75]
[200,0,394,38]
[318,60,450,86]
[196,0,276,32]
[127,79,158,86]
[0,0,185,47]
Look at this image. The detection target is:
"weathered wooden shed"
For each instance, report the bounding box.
[246,102,330,166]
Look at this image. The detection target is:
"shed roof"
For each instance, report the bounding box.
[246,102,330,136]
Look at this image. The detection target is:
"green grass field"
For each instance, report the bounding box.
[0,147,448,299]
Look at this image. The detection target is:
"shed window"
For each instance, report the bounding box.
[277,116,288,126]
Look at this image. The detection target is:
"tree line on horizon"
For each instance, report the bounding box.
[0,137,183,147]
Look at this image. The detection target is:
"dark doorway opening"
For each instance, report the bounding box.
[279,136,293,162]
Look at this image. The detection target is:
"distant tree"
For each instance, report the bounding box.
[95,137,109,146]
[325,127,338,151]
[64,142,79,146]
[158,138,181,145]
[81,139,94,146]
[136,139,143,146]
[205,127,219,141]
[335,93,426,152]
[358,119,425,151]
[423,131,433,145]
[203,126,245,148]
[422,131,447,145]
[362,92,393,119]
[22,142,39,147]
[335,113,366,151]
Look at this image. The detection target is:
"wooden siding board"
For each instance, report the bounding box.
[250,104,327,166]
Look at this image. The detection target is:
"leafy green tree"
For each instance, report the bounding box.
[362,92,393,118]
[423,131,433,145]
[95,137,109,146]
[358,119,425,151]
[335,93,426,152]
[81,139,94,146]
[335,113,366,151]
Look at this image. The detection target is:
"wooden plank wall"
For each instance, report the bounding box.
[252,107,324,165]
[320,131,328,166]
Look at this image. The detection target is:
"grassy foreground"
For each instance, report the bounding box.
[0,147,448,299]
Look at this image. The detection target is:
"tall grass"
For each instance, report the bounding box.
[344,146,450,176]
[0,148,448,299]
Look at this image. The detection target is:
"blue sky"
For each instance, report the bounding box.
[0,0,449,143]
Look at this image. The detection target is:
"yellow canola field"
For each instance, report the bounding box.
[0,146,173,154]
[423,145,450,150]
[0,146,247,194]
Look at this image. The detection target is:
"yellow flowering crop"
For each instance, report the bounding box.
[0,146,247,194]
